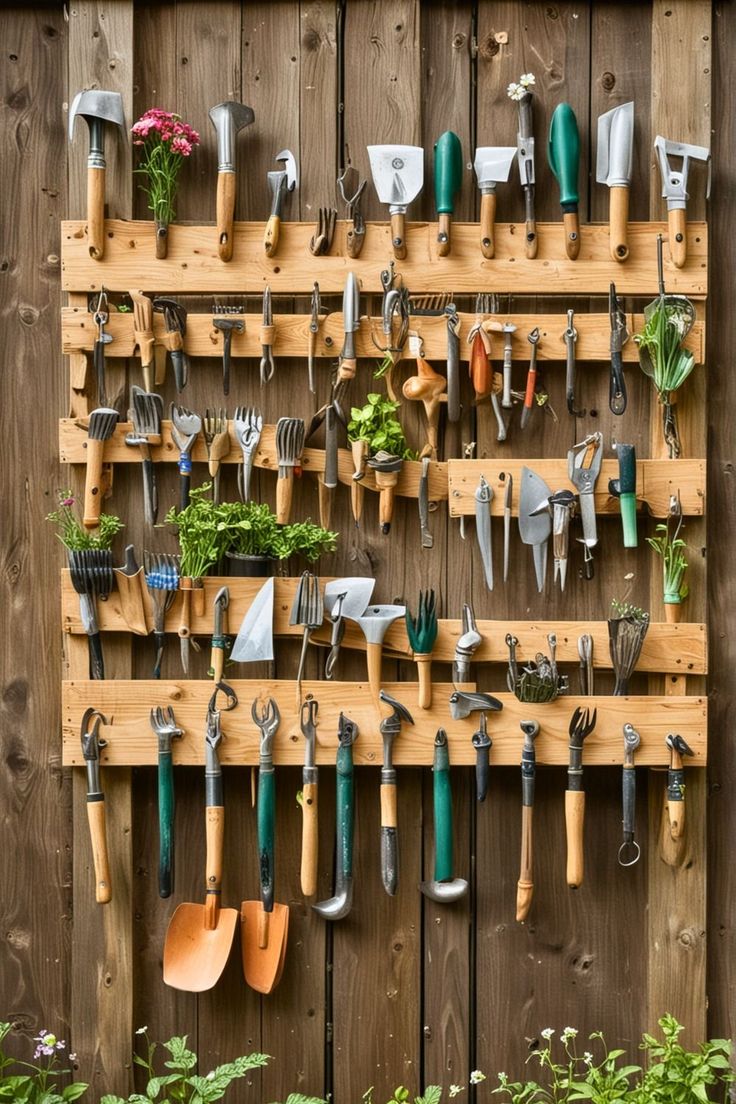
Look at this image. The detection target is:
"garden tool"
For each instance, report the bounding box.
[351,439,368,527]
[213,317,243,396]
[210,586,229,683]
[367,450,403,534]
[323,577,375,679]
[473,145,515,259]
[152,298,189,392]
[80,708,111,903]
[405,589,438,709]
[144,551,179,679]
[434,130,463,255]
[259,285,275,385]
[467,317,493,407]
[501,321,517,410]
[515,88,537,258]
[445,303,461,423]
[130,290,155,392]
[150,705,183,898]
[608,605,650,695]
[337,165,367,258]
[475,474,494,591]
[113,544,148,635]
[618,723,641,867]
[242,696,289,993]
[313,713,359,919]
[125,386,163,526]
[68,548,113,680]
[264,149,298,257]
[308,206,337,255]
[275,416,305,524]
[170,403,201,512]
[378,691,414,896]
[452,604,481,686]
[665,733,694,840]
[203,408,229,505]
[299,698,319,897]
[419,456,433,550]
[564,308,584,417]
[520,327,541,429]
[83,407,118,528]
[289,571,324,707]
[307,283,324,395]
[420,729,468,903]
[578,633,594,696]
[596,101,634,262]
[608,443,638,547]
[367,143,424,260]
[516,720,539,922]
[503,475,513,583]
[209,100,254,261]
[402,354,446,459]
[548,102,581,260]
[164,683,239,992]
[91,289,113,406]
[352,603,406,705]
[568,432,603,579]
[531,489,577,592]
[518,467,553,592]
[68,89,125,261]
[566,705,597,888]
[507,634,568,703]
[608,282,629,414]
[374,268,410,401]
[459,441,476,540]
[449,691,503,803]
[230,576,274,664]
[331,271,360,411]
[233,405,262,502]
[654,135,711,268]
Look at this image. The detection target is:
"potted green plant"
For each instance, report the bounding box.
[647,508,689,624]
[348,392,416,532]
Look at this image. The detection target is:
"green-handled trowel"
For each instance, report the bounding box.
[433,131,463,256]
[548,103,581,260]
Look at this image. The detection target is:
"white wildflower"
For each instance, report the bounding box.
[470,1071,486,1085]
[507,82,524,102]
[449,1085,464,1098]
[561,1026,578,1043]
[519,73,536,88]
[135,1026,148,1035]
[583,1051,594,1066]
[541,1028,554,1041]
[206,1070,216,1080]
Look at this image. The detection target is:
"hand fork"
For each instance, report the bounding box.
[234,406,263,502]
[289,571,324,707]
[170,403,202,511]
[203,408,229,503]
[566,706,598,888]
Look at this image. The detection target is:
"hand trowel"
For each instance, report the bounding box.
[367,144,424,260]
[596,101,634,262]
[518,467,553,593]
[473,146,515,258]
[230,577,275,663]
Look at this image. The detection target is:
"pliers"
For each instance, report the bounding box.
[568,431,603,578]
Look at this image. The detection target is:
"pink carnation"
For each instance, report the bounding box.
[171,136,193,156]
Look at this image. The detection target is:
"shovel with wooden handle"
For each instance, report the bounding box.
[596,102,634,262]
[68,90,125,261]
[83,407,118,528]
[654,135,711,268]
[209,101,255,262]
[434,131,463,256]
[353,604,406,706]
[473,146,515,258]
[548,103,581,260]
[81,708,111,904]
[368,144,424,260]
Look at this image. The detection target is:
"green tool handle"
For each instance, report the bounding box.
[548,103,580,207]
[158,749,175,898]
[433,737,453,882]
[619,493,638,548]
[434,131,463,214]
[257,766,275,913]
[608,445,638,547]
[336,743,354,881]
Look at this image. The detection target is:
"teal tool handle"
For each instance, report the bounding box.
[257,766,275,913]
[608,444,638,547]
[434,131,463,214]
[158,749,175,898]
[433,734,453,882]
[620,493,638,548]
[548,103,580,208]
[336,743,354,881]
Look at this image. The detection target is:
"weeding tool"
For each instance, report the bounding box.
[299,698,319,897]
[264,149,298,257]
[233,405,262,503]
[308,205,337,255]
[275,416,305,524]
[520,327,541,429]
[130,290,156,392]
[213,317,243,396]
[113,544,148,636]
[170,403,201,513]
[434,131,463,255]
[152,298,189,392]
[378,691,414,896]
[289,571,324,707]
[518,467,553,593]
[125,386,163,526]
[150,705,183,898]
[308,283,323,395]
[68,548,113,680]
[144,551,179,679]
[475,475,494,591]
[259,285,275,385]
[350,439,368,527]
[332,271,360,410]
[654,135,711,268]
[209,100,254,261]
[420,729,468,903]
[68,89,125,261]
[515,87,537,258]
[367,450,403,534]
[405,589,438,709]
[596,101,634,262]
[608,282,629,414]
[203,408,229,505]
[80,708,111,903]
[452,604,482,686]
[516,719,539,922]
[210,586,229,683]
[564,307,584,417]
[608,442,638,547]
[91,289,113,406]
[419,456,433,550]
[578,633,594,696]
[503,475,513,584]
[323,577,375,679]
[568,432,603,579]
[665,733,695,840]
[368,144,424,260]
[474,145,515,258]
[83,407,118,528]
[449,691,503,803]
[445,303,461,423]
[618,723,641,867]
[548,102,581,259]
[566,706,597,888]
[352,603,406,706]
[337,165,367,258]
[313,713,359,920]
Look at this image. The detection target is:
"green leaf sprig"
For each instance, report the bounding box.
[347,393,416,460]
[46,490,123,551]
[647,522,689,604]
[635,299,696,401]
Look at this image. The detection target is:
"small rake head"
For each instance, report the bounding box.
[68,548,114,598]
[569,706,597,748]
[289,570,324,631]
[130,385,163,435]
[143,551,180,591]
[275,417,305,464]
[203,407,228,446]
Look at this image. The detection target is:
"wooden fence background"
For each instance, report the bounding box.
[1,1,734,1101]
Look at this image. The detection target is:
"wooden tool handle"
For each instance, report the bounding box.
[216,172,236,262]
[525,218,538,259]
[300,781,319,897]
[264,215,280,257]
[479,192,497,259]
[276,472,294,525]
[516,804,533,921]
[437,212,451,257]
[211,644,225,684]
[86,798,112,904]
[204,805,224,930]
[668,208,687,268]
[565,790,585,888]
[83,437,107,528]
[415,654,433,710]
[609,186,630,262]
[667,793,685,840]
[178,586,192,639]
[350,477,364,526]
[317,478,333,531]
[390,212,407,260]
[87,165,106,261]
[380,782,398,829]
[563,211,580,260]
[378,484,396,533]
[366,641,383,704]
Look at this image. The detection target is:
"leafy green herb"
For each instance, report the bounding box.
[164,485,227,578]
[647,522,689,604]
[635,299,696,399]
[347,393,416,460]
[610,599,648,622]
[47,491,123,551]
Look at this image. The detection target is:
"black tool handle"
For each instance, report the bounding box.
[88,632,105,681]
[474,741,489,802]
[152,632,166,679]
[178,452,192,511]
[609,350,627,415]
[622,765,636,841]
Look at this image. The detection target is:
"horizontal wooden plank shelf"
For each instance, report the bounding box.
[61,306,705,365]
[62,680,707,767]
[448,458,705,518]
[60,573,707,675]
[62,219,708,296]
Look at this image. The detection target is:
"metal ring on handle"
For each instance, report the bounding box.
[617,839,641,867]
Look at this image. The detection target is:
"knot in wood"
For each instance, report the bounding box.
[601,71,616,92]
[478,33,500,60]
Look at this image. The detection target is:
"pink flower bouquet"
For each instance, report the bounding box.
[132,108,200,256]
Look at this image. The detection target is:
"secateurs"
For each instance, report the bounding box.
[170,403,201,512]
[609,282,629,415]
[565,706,597,889]
[568,431,603,579]
[152,298,189,392]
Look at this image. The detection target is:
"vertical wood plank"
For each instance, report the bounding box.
[299,2,338,217]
